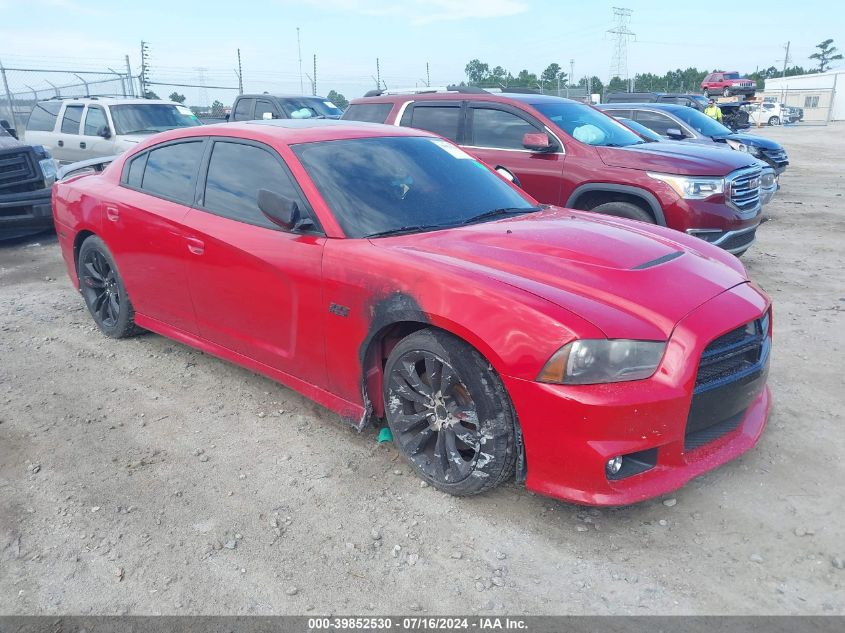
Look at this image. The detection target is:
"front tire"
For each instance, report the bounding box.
[768,116,780,126]
[723,87,731,97]
[77,236,140,338]
[703,88,710,97]
[590,201,654,223]
[383,329,516,496]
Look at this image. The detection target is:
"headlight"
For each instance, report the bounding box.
[39,158,58,186]
[725,138,761,156]
[647,172,724,199]
[537,339,666,385]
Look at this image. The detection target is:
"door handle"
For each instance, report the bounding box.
[105,206,119,222]
[186,237,205,255]
[80,141,86,149]
[57,140,64,147]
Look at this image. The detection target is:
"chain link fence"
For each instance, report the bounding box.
[0,65,139,134]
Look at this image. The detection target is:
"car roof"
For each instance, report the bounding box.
[597,103,687,114]
[239,94,330,100]
[144,118,434,145]
[350,91,582,107]
[39,97,177,106]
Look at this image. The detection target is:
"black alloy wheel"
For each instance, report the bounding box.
[383,329,516,496]
[77,235,140,338]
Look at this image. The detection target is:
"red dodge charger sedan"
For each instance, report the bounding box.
[53,120,772,506]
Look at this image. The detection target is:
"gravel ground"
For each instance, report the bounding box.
[1,123,843,616]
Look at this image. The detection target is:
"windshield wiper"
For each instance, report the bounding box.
[366,224,450,238]
[460,205,544,226]
[122,128,161,135]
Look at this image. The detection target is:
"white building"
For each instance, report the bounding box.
[764,69,843,122]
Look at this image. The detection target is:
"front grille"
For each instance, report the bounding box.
[762,148,788,163]
[0,149,39,193]
[685,312,770,451]
[727,166,762,216]
[695,312,770,393]
[718,227,756,253]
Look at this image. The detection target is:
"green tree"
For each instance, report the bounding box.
[143,89,160,99]
[465,59,490,84]
[169,92,186,103]
[607,76,627,92]
[327,90,348,110]
[515,69,538,87]
[490,65,510,86]
[578,76,604,95]
[540,63,562,84]
[809,38,843,72]
[211,100,225,116]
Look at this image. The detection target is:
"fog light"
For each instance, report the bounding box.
[606,456,623,476]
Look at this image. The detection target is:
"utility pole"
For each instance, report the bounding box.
[607,7,635,83]
[313,54,317,95]
[376,58,381,90]
[237,48,243,94]
[124,55,135,97]
[781,41,791,77]
[140,41,150,98]
[426,62,430,87]
[297,27,304,94]
[569,59,574,97]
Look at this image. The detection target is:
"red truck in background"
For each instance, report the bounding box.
[701,72,757,98]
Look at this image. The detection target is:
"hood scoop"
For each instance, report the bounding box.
[632,251,684,270]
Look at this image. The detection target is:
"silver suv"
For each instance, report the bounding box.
[23,98,201,164]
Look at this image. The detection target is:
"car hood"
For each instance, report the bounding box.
[595,141,758,176]
[718,133,783,150]
[0,134,24,150]
[379,208,748,340]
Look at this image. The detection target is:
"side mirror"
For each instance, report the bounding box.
[258,188,298,230]
[522,132,552,152]
[665,128,686,140]
[97,125,112,139]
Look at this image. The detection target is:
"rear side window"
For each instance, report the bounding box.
[125,152,148,188]
[27,102,62,132]
[141,141,205,204]
[342,103,393,123]
[202,141,309,230]
[232,98,253,121]
[469,108,540,150]
[60,105,84,134]
[401,105,460,141]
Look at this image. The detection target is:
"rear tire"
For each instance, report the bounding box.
[383,328,516,496]
[590,201,654,223]
[723,87,731,97]
[77,236,141,339]
[768,116,780,126]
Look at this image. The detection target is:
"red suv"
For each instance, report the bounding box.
[700,72,756,98]
[343,89,765,255]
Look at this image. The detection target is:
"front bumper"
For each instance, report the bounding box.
[504,282,771,506]
[0,186,53,239]
[726,85,756,96]
[687,224,759,254]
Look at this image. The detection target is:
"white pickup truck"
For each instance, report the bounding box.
[23,97,201,164]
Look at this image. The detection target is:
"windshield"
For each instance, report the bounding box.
[110,104,201,135]
[292,136,538,238]
[724,72,740,80]
[691,95,709,108]
[670,106,733,137]
[532,101,645,147]
[282,98,344,119]
[615,118,662,142]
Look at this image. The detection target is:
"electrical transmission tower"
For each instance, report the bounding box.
[607,7,635,82]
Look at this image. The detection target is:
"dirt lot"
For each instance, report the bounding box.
[1,123,844,616]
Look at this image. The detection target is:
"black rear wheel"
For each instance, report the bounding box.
[383,329,516,496]
[78,236,140,338]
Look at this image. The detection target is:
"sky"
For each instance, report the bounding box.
[0,0,843,106]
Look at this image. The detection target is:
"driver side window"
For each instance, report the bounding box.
[633,110,679,136]
[83,106,109,136]
[469,108,541,150]
[200,141,317,232]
